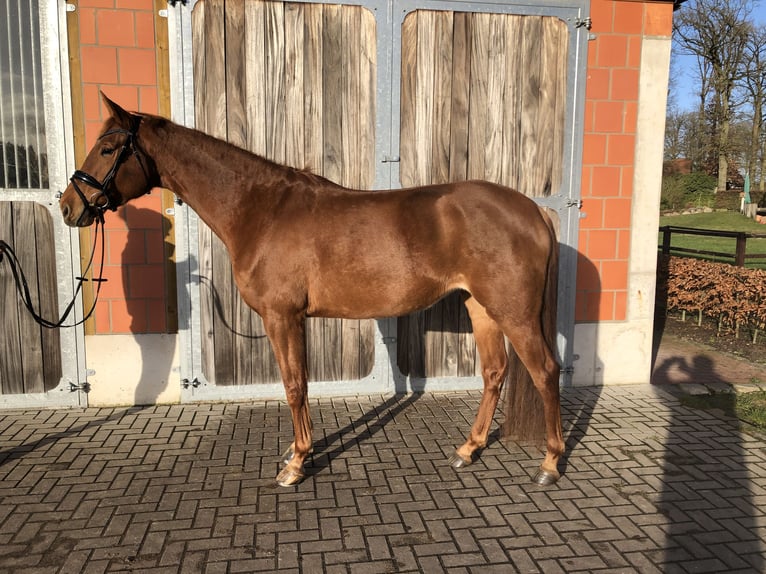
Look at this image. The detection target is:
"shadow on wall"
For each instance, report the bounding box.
[117,205,176,406]
[559,246,602,476]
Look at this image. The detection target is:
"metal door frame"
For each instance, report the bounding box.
[0,0,87,408]
[167,0,587,400]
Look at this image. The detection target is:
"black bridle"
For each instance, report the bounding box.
[0,117,150,329]
[69,116,148,225]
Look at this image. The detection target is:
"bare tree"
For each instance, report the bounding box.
[742,25,766,191]
[674,0,753,190]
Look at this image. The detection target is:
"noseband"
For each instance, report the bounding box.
[69,116,148,225]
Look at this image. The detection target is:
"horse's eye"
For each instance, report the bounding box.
[100,146,115,157]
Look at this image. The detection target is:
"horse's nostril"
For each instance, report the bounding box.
[61,204,70,219]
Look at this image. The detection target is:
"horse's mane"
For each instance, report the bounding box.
[139,112,343,190]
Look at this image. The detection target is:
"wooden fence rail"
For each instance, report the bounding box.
[659,225,766,267]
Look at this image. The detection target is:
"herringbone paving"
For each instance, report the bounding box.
[0,385,764,573]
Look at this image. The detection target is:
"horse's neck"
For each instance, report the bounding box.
[143,119,287,250]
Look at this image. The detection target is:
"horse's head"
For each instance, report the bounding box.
[60,93,157,227]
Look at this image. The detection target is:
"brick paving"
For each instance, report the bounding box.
[1,382,765,573]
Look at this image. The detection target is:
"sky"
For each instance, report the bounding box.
[671,2,766,112]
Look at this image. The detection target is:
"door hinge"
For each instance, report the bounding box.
[65,3,76,12]
[69,381,91,393]
[562,366,575,375]
[566,199,583,209]
[575,17,592,30]
[381,155,400,163]
[182,377,202,389]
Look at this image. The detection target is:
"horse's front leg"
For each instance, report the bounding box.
[262,312,312,486]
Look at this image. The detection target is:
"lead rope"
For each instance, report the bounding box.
[0,216,107,329]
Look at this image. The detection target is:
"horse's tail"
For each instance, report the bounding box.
[502,206,559,444]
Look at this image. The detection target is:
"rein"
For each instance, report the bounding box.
[0,117,147,329]
[0,217,106,329]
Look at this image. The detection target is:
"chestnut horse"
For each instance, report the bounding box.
[60,95,564,487]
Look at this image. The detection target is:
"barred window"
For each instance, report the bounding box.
[0,0,48,190]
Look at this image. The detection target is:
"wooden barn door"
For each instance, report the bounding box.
[0,203,62,396]
[190,0,377,385]
[396,11,568,378]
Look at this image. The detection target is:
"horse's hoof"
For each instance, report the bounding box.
[276,466,304,487]
[532,468,560,486]
[281,447,295,466]
[448,452,472,469]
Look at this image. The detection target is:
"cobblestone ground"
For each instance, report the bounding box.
[0,385,765,573]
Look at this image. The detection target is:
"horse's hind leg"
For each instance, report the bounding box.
[450,296,508,467]
[502,322,564,485]
[262,312,313,486]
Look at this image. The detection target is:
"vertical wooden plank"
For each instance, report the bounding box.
[397,11,417,376]
[415,10,434,185]
[249,1,281,384]
[245,0,267,156]
[432,11,457,378]
[457,295,476,377]
[0,203,23,394]
[226,0,252,386]
[484,14,505,185]
[536,16,556,198]
[449,12,470,183]
[266,1,286,163]
[549,17,568,197]
[303,3,324,171]
[244,0,278,383]
[341,6,361,189]
[422,9,444,378]
[519,16,543,197]
[359,8,377,378]
[431,11,452,185]
[322,4,343,185]
[192,0,216,383]
[35,206,61,391]
[15,203,44,393]
[341,6,362,380]
[285,3,305,168]
[303,3,325,381]
[467,12,489,179]
[399,11,417,188]
[501,15,522,190]
[206,0,236,385]
[359,8,376,191]
[321,4,343,381]
[205,0,227,140]
[226,2,248,149]
[445,12,476,376]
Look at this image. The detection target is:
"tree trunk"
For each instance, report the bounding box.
[749,97,761,183]
[717,97,730,192]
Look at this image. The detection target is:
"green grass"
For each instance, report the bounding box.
[681,390,766,430]
[658,211,766,269]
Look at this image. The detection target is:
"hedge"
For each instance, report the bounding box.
[657,255,766,342]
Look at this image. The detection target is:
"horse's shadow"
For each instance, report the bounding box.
[300,392,422,479]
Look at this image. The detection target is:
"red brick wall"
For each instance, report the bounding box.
[75,0,169,334]
[577,0,673,321]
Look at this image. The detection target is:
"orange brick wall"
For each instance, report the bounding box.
[577,0,673,322]
[75,0,169,334]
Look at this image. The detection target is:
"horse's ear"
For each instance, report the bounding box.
[100,91,134,127]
